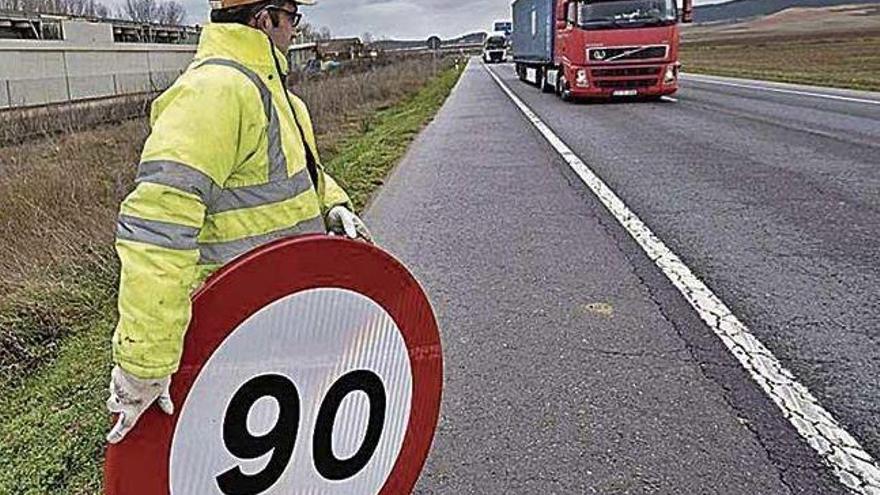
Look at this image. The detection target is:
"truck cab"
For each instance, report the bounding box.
[512,0,693,100]
[483,34,509,64]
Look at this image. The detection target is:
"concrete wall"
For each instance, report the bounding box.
[0,27,196,108]
[62,20,114,45]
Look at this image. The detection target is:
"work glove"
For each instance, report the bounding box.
[326,205,373,243]
[106,365,173,444]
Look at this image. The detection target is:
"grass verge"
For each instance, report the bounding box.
[0,62,463,494]
[681,33,880,92]
[324,63,464,211]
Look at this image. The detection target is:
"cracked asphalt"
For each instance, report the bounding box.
[364,62,878,493]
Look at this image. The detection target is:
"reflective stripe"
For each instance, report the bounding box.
[198,215,325,264]
[197,58,288,183]
[209,167,313,214]
[117,214,200,250]
[136,160,217,204]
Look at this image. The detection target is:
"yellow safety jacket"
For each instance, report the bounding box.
[113,23,351,378]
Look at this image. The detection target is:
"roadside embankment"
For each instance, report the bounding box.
[0,57,463,494]
[681,4,880,91]
[681,30,880,92]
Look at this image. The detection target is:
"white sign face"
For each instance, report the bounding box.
[170,288,413,494]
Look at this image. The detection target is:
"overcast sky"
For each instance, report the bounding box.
[175,0,727,40]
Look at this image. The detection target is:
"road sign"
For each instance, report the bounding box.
[426,36,441,51]
[104,235,443,495]
[493,21,512,36]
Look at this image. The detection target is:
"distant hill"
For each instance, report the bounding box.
[695,0,880,23]
[684,4,880,41]
[448,32,487,45]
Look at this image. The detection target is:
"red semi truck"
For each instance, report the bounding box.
[511,0,693,101]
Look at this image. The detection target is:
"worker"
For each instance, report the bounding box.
[106,0,371,443]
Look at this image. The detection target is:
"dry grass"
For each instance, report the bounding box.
[0,55,456,381]
[681,5,880,91]
[0,96,154,147]
[0,122,144,287]
[681,32,880,91]
[0,120,145,378]
[298,56,452,145]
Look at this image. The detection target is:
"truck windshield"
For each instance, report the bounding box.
[486,36,506,49]
[577,0,677,28]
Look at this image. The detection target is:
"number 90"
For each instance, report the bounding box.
[216,370,387,495]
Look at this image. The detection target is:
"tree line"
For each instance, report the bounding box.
[296,23,332,43]
[0,0,187,25]
[0,0,342,38]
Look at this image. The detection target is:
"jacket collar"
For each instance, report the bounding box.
[195,23,289,75]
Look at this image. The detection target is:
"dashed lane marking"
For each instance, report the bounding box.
[484,63,880,495]
[660,96,678,103]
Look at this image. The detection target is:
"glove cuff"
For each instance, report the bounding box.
[113,365,169,390]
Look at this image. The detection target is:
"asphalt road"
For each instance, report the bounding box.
[365,62,878,493]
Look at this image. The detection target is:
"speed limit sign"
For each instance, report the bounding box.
[104,235,443,494]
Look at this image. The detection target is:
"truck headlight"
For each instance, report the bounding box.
[664,65,677,84]
[576,68,589,87]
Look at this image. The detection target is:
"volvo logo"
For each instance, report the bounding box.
[593,49,606,60]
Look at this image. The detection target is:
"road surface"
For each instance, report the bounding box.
[365,62,880,494]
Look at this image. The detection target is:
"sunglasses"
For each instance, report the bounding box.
[266,6,302,27]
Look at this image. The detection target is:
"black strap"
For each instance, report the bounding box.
[269,44,321,192]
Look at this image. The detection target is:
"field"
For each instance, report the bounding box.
[681,4,880,91]
[0,56,464,493]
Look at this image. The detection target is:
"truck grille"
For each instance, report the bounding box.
[591,66,661,78]
[595,79,658,89]
[588,45,667,62]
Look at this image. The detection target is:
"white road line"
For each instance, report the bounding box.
[660,96,678,103]
[682,74,880,106]
[484,63,880,495]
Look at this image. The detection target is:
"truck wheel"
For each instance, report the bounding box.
[560,77,573,102]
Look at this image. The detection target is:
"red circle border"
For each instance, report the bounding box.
[104,235,443,494]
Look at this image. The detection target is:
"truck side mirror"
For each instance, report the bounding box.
[557,1,570,28]
[681,0,694,23]
[570,1,582,26]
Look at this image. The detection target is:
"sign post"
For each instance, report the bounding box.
[105,235,443,494]
[426,36,441,75]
